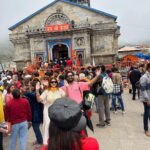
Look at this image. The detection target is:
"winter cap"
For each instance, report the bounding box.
[48,97,86,132]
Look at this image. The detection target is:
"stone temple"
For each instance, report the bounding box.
[9,0,120,69]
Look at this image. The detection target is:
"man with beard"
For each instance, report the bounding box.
[62,70,101,104]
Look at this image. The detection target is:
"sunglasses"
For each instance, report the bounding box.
[68,74,74,77]
[51,81,57,84]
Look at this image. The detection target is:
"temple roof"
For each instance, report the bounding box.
[118,46,141,52]
[9,0,117,30]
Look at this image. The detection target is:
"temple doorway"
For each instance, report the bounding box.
[77,51,84,66]
[52,44,69,60]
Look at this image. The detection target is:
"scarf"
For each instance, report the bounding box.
[48,87,59,92]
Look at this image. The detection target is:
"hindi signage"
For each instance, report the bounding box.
[45,24,70,32]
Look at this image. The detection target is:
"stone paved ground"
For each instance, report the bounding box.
[3,89,150,150]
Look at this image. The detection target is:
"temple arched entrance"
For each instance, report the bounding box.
[52,44,69,60]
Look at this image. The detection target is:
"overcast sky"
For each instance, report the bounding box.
[1,0,150,46]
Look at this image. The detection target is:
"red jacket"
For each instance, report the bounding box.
[40,137,99,150]
[4,98,32,125]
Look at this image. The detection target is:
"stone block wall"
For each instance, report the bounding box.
[94,55,114,65]
[92,34,114,54]
[73,31,91,64]
[30,38,45,62]
[9,1,119,67]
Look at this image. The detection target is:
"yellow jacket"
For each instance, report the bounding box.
[0,91,5,123]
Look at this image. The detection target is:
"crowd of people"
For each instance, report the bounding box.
[0,61,150,150]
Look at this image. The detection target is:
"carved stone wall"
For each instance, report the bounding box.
[93,34,114,53]
[30,38,45,62]
[9,0,119,67]
[72,31,91,65]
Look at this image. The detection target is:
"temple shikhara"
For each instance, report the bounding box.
[9,0,120,69]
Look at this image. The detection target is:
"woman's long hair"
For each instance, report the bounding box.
[7,84,15,94]
[48,121,83,150]
[48,77,59,88]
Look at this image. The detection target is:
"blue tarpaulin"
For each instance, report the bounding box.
[134,52,145,59]
[134,52,150,60]
[145,54,150,60]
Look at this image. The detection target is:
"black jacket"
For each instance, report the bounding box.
[24,91,43,123]
[129,69,141,84]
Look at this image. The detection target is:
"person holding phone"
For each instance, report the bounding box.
[36,77,65,145]
[24,81,43,149]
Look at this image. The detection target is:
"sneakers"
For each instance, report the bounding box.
[96,123,105,128]
[110,107,114,111]
[105,120,111,126]
[96,121,111,127]
[114,111,118,114]
[113,110,126,114]
[122,111,126,114]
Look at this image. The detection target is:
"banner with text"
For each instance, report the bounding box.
[45,24,70,32]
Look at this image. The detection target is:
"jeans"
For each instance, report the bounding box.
[98,95,111,124]
[143,102,150,131]
[112,94,125,111]
[0,132,3,150]
[9,121,28,150]
[32,123,43,144]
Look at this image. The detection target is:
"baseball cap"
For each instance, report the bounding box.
[48,97,86,132]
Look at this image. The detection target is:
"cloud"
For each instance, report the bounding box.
[92,0,150,44]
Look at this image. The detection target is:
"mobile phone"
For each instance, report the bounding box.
[0,123,8,130]
[40,82,44,90]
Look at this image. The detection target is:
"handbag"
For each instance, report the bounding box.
[82,90,95,110]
